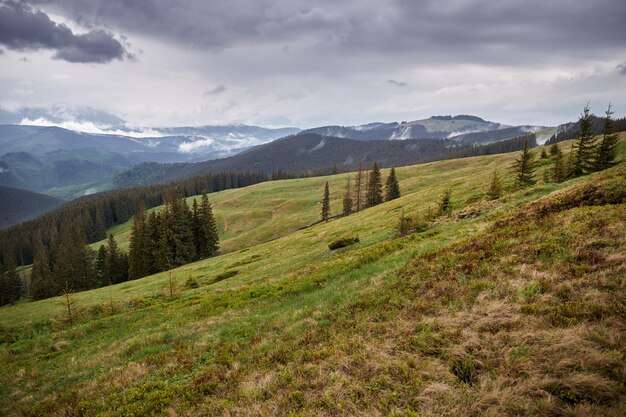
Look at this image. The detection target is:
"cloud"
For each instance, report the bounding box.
[0,1,130,63]
[31,0,626,65]
[19,117,163,137]
[388,79,407,87]
[178,137,215,153]
[617,63,626,75]
[204,84,228,96]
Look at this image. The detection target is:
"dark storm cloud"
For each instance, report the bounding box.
[0,1,130,63]
[31,0,626,65]
[388,80,407,87]
[204,84,228,96]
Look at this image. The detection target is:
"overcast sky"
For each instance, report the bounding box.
[1,0,625,129]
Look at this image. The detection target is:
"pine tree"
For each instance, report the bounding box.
[512,136,537,188]
[540,148,548,159]
[595,103,620,171]
[552,144,567,183]
[343,178,353,215]
[2,255,21,304]
[439,189,453,216]
[365,162,383,207]
[321,182,330,221]
[487,169,501,200]
[572,104,597,176]
[104,234,127,285]
[128,207,148,280]
[354,162,364,212]
[385,167,401,201]
[95,245,107,285]
[31,240,54,300]
[549,143,559,156]
[145,211,161,274]
[198,193,219,258]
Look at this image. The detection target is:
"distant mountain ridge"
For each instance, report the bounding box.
[0,123,300,198]
[299,115,546,143]
[0,110,552,198]
[113,133,536,188]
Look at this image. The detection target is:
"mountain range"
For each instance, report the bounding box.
[0,109,555,201]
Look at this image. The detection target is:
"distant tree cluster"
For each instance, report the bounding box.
[320,162,401,221]
[128,193,219,280]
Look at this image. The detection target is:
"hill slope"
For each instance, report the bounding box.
[0,186,64,228]
[113,133,534,188]
[0,138,624,416]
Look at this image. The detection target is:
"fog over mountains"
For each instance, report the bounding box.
[0,107,556,200]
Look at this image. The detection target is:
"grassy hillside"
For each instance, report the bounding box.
[91,137,552,254]
[0,137,624,416]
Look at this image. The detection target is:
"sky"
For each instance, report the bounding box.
[1,0,625,129]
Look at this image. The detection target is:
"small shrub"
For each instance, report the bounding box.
[328,235,360,250]
[185,277,199,289]
[519,282,542,302]
[450,355,477,385]
[213,270,239,283]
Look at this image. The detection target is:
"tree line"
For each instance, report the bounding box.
[5,192,220,303]
[509,103,620,189]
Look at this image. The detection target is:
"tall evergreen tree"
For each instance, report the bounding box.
[30,240,54,300]
[342,178,353,215]
[551,144,567,183]
[321,182,330,221]
[512,136,537,188]
[128,207,148,280]
[366,162,383,207]
[1,255,21,304]
[572,104,597,176]
[595,103,620,171]
[197,193,219,258]
[385,167,401,201]
[354,162,364,212]
[104,234,127,285]
[95,245,107,285]
[487,169,502,200]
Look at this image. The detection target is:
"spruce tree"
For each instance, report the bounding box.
[104,234,127,285]
[198,193,219,258]
[128,207,148,280]
[321,182,330,221]
[595,103,620,171]
[551,144,568,183]
[487,169,501,200]
[385,167,401,201]
[513,136,537,188]
[540,148,548,159]
[354,162,364,212]
[31,240,53,300]
[365,162,383,207]
[2,255,21,304]
[439,189,453,216]
[572,104,597,176]
[549,143,559,156]
[95,245,107,285]
[343,178,353,215]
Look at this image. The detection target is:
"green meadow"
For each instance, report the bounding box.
[1,136,625,416]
